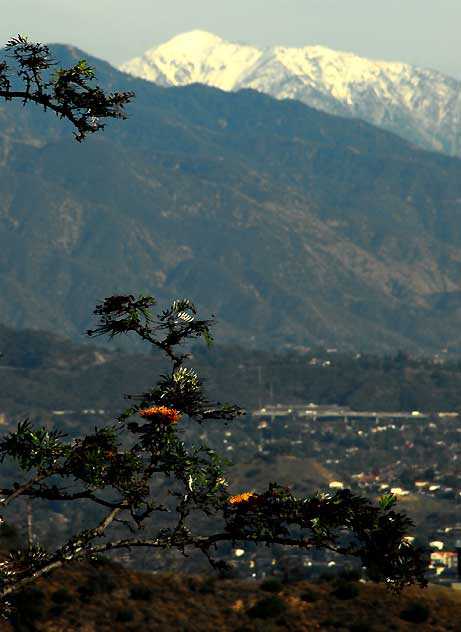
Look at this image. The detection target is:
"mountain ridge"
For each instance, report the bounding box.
[120,30,461,156]
[2,45,461,351]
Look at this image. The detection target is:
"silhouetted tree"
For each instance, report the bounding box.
[0,35,134,141]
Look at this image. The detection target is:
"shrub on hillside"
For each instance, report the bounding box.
[198,577,216,594]
[399,600,430,623]
[48,604,66,619]
[331,579,360,600]
[77,572,116,599]
[115,607,135,622]
[9,586,46,627]
[300,587,319,602]
[319,570,336,583]
[51,588,74,604]
[89,555,118,568]
[247,595,287,619]
[320,618,344,629]
[260,578,283,593]
[129,584,153,601]
[0,523,22,552]
[339,568,361,581]
[187,576,216,593]
[349,623,373,632]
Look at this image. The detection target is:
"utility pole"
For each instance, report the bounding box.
[26,499,33,547]
[456,539,461,581]
[257,365,262,409]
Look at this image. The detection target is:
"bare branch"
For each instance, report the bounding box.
[91,506,123,538]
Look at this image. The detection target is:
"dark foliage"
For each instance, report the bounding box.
[9,586,45,628]
[260,577,283,593]
[47,604,67,618]
[349,625,373,632]
[115,607,135,622]
[399,599,431,623]
[300,588,319,602]
[128,584,153,601]
[0,35,133,141]
[247,595,288,619]
[331,579,360,600]
[77,572,116,599]
[50,587,74,604]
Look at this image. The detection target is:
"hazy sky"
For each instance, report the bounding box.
[2,0,461,78]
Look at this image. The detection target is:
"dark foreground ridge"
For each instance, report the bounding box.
[4,560,461,631]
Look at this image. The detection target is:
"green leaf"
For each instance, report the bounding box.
[378,493,398,511]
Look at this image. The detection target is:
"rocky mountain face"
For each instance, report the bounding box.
[2,45,461,352]
[120,30,461,156]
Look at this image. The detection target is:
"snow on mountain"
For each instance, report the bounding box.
[120,31,262,91]
[120,30,461,156]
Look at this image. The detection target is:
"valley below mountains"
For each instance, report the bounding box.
[1,45,461,351]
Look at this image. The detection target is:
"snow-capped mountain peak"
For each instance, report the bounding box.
[121,30,262,91]
[269,44,409,102]
[165,29,224,48]
[120,31,461,155]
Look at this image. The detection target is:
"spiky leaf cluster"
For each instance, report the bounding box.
[0,35,134,141]
[0,420,66,471]
[223,485,426,591]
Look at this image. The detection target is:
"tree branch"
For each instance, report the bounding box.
[0,505,127,602]
[0,486,128,510]
[0,559,65,600]
[0,89,85,129]
[0,468,55,508]
[0,36,134,141]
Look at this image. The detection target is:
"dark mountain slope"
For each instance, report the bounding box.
[1,45,461,350]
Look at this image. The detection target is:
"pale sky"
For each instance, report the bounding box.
[2,0,461,78]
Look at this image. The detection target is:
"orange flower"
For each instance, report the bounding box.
[139,406,180,424]
[229,492,258,505]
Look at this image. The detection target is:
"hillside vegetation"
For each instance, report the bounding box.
[0,326,461,420]
[2,47,461,350]
[3,561,461,632]
[2,325,461,421]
